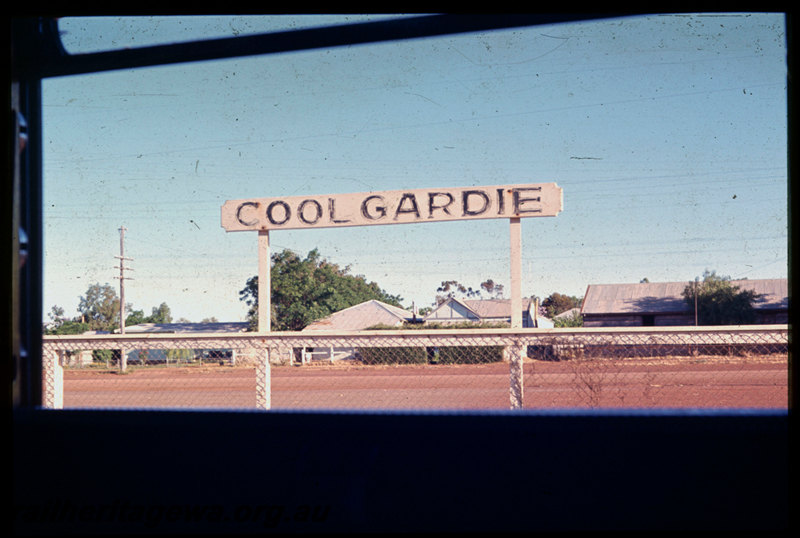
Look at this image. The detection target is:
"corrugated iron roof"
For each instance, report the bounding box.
[302,300,415,331]
[422,297,535,322]
[460,298,533,318]
[553,307,582,319]
[120,322,250,334]
[581,278,787,315]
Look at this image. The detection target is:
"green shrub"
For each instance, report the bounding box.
[166,348,194,363]
[92,349,115,365]
[433,346,505,364]
[553,311,584,327]
[358,346,427,365]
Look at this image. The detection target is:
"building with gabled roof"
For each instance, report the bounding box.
[302,300,416,332]
[299,300,416,363]
[120,322,250,334]
[115,321,250,365]
[581,278,788,327]
[422,297,553,328]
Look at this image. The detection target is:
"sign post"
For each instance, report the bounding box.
[258,230,270,333]
[509,217,522,329]
[222,183,562,334]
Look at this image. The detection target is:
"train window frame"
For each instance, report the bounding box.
[11,14,791,534]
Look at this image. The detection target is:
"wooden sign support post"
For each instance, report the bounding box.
[258,230,270,333]
[509,217,522,329]
[509,216,524,408]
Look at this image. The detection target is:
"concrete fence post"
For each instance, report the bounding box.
[255,348,271,410]
[42,350,64,409]
[509,339,524,409]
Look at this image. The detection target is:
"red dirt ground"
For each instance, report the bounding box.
[61,356,788,410]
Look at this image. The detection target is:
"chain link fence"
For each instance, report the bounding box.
[42,325,789,410]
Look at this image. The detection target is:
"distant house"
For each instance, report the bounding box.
[552,308,582,325]
[300,300,417,363]
[121,322,250,335]
[553,307,581,320]
[120,322,250,364]
[581,279,788,327]
[302,300,416,332]
[423,297,553,328]
[73,330,110,366]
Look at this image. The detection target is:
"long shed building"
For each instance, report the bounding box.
[580,279,788,327]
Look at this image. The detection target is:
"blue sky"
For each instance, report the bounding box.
[42,14,788,323]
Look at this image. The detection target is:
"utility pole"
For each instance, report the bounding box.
[115,226,134,373]
[114,226,134,334]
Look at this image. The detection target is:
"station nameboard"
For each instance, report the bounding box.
[221,183,562,232]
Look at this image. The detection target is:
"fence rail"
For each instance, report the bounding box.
[42,325,789,411]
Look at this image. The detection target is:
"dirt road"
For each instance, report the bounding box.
[61,356,788,410]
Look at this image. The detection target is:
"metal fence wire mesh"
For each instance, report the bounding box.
[42,326,788,410]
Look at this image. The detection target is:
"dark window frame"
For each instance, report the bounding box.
[10,15,791,533]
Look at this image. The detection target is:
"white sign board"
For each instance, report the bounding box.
[221,183,562,232]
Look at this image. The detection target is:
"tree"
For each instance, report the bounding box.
[682,270,760,325]
[541,292,583,319]
[45,288,175,346]
[78,282,121,332]
[480,279,505,299]
[435,278,507,305]
[47,305,67,331]
[239,248,403,331]
[435,280,481,305]
[125,303,174,326]
[148,302,173,324]
[44,317,90,335]
[125,308,147,327]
